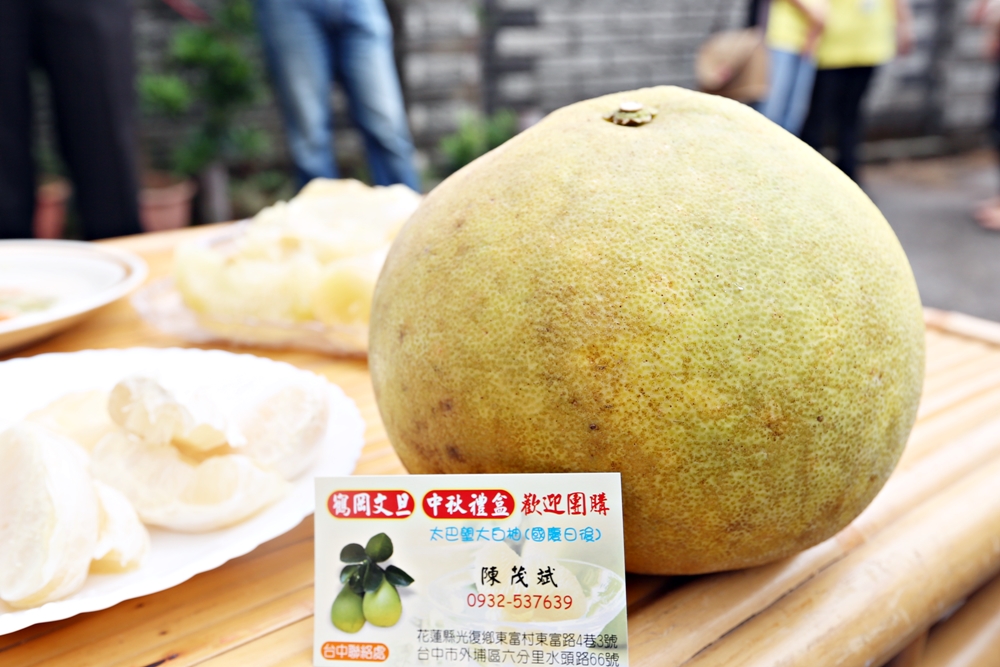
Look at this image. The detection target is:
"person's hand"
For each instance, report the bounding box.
[803,25,823,57]
[896,17,915,56]
[806,3,827,31]
[970,0,991,25]
[986,27,1000,59]
[795,0,826,57]
[790,0,826,38]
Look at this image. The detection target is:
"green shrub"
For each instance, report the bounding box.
[139,0,266,176]
[437,109,519,178]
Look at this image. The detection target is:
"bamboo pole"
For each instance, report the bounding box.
[681,455,1000,667]
[271,651,315,667]
[626,574,675,609]
[1,540,313,666]
[0,618,76,654]
[922,327,959,351]
[628,416,1000,667]
[920,351,1000,396]
[925,308,1000,347]
[924,341,994,377]
[885,631,927,667]
[197,617,312,667]
[899,386,1000,466]
[921,573,1000,667]
[916,365,1000,420]
[108,586,312,667]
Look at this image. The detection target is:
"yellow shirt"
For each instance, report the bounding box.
[816,0,897,68]
[766,0,825,53]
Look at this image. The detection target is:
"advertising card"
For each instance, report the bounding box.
[315,474,628,666]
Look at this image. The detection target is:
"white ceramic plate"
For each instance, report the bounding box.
[0,240,148,355]
[0,347,366,635]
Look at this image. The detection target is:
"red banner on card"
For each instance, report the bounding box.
[421,489,515,519]
[327,490,414,519]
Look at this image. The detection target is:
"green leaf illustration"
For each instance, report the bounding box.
[385,565,414,587]
[340,564,361,584]
[340,543,367,563]
[365,533,393,563]
[363,564,385,593]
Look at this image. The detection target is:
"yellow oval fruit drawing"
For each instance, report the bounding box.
[362,577,403,627]
[331,585,366,633]
[369,86,925,575]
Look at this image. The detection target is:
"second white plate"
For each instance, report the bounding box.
[0,240,148,355]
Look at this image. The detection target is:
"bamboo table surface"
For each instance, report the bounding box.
[4,227,1000,667]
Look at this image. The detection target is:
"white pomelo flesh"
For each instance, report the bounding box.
[25,389,118,452]
[312,246,389,326]
[91,480,150,573]
[174,179,421,325]
[238,382,329,480]
[91,431,289,532]
[174,243,321,322]
[108,376,228,453]
[108,376,195,447]
[0,423,99,608]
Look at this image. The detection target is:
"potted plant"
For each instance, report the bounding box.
[33,175,72,240]
[140,0,266,223]
[31,143,72,239]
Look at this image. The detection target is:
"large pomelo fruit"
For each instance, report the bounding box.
[368,86,924,574]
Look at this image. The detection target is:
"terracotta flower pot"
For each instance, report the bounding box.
[33,177,72,239]
[140,172,197,233]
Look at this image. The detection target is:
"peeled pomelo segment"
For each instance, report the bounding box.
[91,480,150,573]
[174,242,321,322]
[108,376,195,447]
[172,422,230,456]
[311,246,389,326]
[108,376,230,454]
[173,179,421,326]
[240,180,421,263]
[0,423,99,608]
[167,384,246,452]
[25,389,118,452]
[174,424,228,452]
[91,431,290,532]
[163,386,233,452]
[238,381,329,480]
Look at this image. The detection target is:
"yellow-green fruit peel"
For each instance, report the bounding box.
[362,577,402,627]
[369,86,925,575]
[331,586,365,633]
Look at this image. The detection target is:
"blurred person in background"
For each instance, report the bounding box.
[971,0,1000,229]
[0,0,142,240]
[761,0,827,135]
[800,0,914,184]
[253,0,420,192]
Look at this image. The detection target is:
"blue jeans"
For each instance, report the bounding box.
[254,0,420,191]
[762,48,816,137]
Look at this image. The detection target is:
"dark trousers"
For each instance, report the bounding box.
[993,60,1000,151]
[0,0,141,240]
[800,66,876,183]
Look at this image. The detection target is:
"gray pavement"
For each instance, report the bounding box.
[864,152,1000,323]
